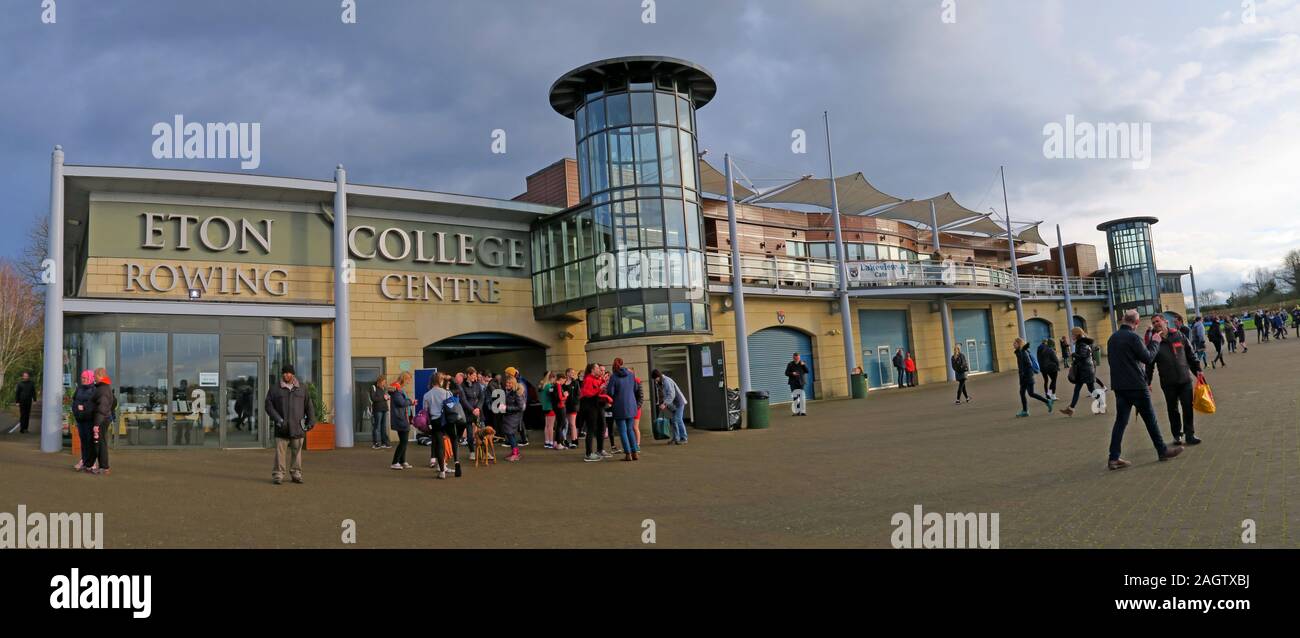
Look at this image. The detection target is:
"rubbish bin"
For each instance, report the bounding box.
[851,373,867,399]
[745,390,770,429]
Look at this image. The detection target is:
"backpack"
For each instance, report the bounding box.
[442,394,465,425]
[72,386,96,422]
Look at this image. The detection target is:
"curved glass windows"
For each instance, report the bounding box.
[585,302,711,341]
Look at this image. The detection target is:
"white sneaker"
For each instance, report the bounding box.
[390,463,403,470]
[469,451,476,461]
[401,463,412,469]
[438,469,446,479]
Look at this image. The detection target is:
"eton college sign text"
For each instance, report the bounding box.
[123,212,524,304]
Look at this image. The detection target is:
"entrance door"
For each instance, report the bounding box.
[220,358,264,448]
[649,345,694,423]
[965,339,980,373]
[857,309,910,389]
[862,346,891,389]
[353,358,384,441]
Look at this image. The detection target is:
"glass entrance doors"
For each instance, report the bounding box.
[221,359,264,448]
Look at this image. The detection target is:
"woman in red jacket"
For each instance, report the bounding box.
[580,364,611,462]
[904,352,918,387]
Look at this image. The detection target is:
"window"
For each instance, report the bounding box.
[810,243,829,260]
[671,302,692,331]
[635,126,659,184]
[861,244,877,260]
[586,97,605,134]
[606,93,630,127]
[119,332,168,447]
[692,303,709,331]
[663,199,685,247]
[608,128,636,189]
[658,127,681,185]
[646,303,671,333]
[679,130,696,191]
[677,96,692,132]
[655,92,676,126]
[620,304,646,335]
[786,240,806,258]
[630,92,655,124]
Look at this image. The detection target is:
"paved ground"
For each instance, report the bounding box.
[1,334,1295,548]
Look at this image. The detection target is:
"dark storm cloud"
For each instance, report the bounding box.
[2,0,1297,300]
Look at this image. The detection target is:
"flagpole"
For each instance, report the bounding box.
[725,153,752,396]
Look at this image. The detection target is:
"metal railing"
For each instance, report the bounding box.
[706,250,1109,297]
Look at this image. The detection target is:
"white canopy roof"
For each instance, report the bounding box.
[1015,224,1047,246]
[698,159,756,199]
[753,172,902,214]
[869,193,984,229]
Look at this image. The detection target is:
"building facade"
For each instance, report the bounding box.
[38,56,1181,452]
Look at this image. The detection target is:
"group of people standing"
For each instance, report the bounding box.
[352,359,692,481]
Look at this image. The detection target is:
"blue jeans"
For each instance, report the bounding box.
[616,418,638,453]
[372,410,389,445]
[669,403,687,442]
[1109,389,1167,461]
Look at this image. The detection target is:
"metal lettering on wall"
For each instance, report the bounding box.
[136,212,526,271]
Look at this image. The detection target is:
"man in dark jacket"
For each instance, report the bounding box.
[1106,310,1183,470]
[264,364,315,484]
[891,349,905,389]
[459,368,485,457]
[1146,314,1202,446]
[785,353,809,416]
[13,371,35,434]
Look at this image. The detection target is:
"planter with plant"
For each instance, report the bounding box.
[304,382,334,450]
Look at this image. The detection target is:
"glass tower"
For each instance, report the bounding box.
[1097,216,1161,318]
[536,57,717,341]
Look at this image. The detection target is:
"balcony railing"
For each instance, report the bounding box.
[706,250,1108,298]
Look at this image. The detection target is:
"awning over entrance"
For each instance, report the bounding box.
[868,193,984,228]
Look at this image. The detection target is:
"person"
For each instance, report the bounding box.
[1207,316,1226,368]
[368,374,391,450]
[459,367,485,460]
[904,352,917,387]
[1235,319,1247,354]
[1145,314,1202,446]
[13,371,35,434]
[422,373,452,474]
[1224,318,1237,353]
[784,353,809,416]
[71,370,97,471]
[1255,310,1266,343]
[1036,340,1060,400]
[389,372,413,469]
[606,358,641,461]
[891,349,906,387]
[1058,335,1071,360]
[89,368,116,476]
[1012,338,1053,417]
[540,371,559,449]
[601,367,619,453]
[580,363,611,462]
[265,364,315,484]
[500,375,526,462]
[1060,327,1100,416]
[951,345,970,404]
[561,368,579,449]
[652,369,688,444]
[1106,310,1184,470]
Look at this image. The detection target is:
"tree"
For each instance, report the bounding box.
[18,214,48,291]
[1278,249,1300,293]
[0,260,44,392]
[1195,288,1218,308]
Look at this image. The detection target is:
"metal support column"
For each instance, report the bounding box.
[825,112,857,394]
[725,154,751,395]
[1057,225,1076,349]
[333,165,354,448]
[40,146,65,453]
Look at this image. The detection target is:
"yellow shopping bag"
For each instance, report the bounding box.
[1193,374,1215,414]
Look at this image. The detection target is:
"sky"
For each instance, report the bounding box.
[2,0,1297,301]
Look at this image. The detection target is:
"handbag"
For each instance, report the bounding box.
[1193,373,1216,414]
[412,408,431,433]
[652,416,671,441]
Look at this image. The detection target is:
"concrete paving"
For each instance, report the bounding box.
[0,333,1294,548]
